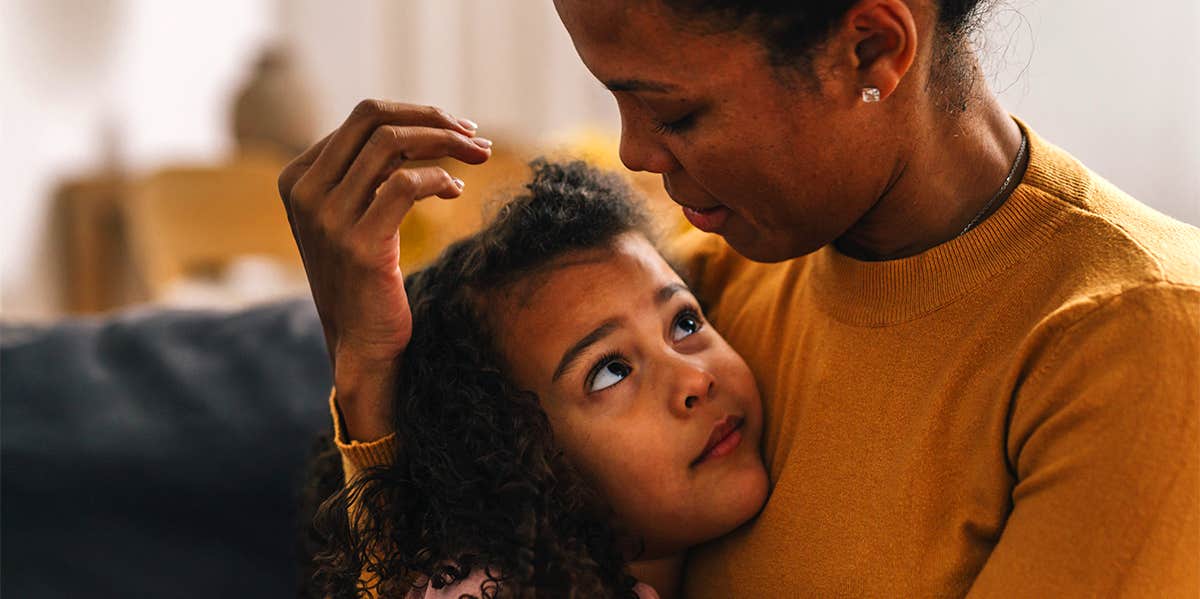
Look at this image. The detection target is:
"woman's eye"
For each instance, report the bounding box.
[589,359,631,393]
[651,113,694,136]
[672,312,702,341]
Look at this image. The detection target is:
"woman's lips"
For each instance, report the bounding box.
[681,204,732,233]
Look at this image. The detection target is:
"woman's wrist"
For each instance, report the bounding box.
[333,355,399,442]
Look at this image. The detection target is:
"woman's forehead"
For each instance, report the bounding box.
[553,0,666,39]
[556,1,766,99]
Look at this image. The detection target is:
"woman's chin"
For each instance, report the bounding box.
[716,215,831,264]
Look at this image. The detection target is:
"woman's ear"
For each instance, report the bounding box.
[835,0,920,102]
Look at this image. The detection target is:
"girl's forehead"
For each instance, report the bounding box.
[491,234,684,380]
[503,234,677,319]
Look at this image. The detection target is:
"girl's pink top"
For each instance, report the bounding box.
[407,569,660,598]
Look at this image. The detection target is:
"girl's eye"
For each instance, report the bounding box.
[588,356,631,393]
[672,310,703,342]
[651,113,695,136]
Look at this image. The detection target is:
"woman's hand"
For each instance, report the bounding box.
[277,99,491,440]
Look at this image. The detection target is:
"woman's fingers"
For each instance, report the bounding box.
[278,130,335,254]
[304,100,476,194]
[356,166,463,242]
[278,130,334,202]
[336,125,491,217]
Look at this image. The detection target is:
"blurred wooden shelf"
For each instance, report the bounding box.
[55,136,682,316]
[58,174,137,314]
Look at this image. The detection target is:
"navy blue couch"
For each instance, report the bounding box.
[2,298,334,598]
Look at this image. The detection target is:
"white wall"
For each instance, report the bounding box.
[986,0,1200,225]
[2,0,1197,320]
[279,0,617,144]
[1,0,279,319]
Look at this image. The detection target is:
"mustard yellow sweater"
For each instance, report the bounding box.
[334,122,1200,597]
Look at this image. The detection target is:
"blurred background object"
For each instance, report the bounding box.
[231,45,317,161]
[3,0,1198,321]
[1,1,1198,597]
[0,0,635,321]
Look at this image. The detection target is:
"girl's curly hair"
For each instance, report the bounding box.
[300,159,662,598]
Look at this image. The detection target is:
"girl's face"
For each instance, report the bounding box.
[491,233,768,557]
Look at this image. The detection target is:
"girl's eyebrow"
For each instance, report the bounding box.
[553,319,622,383]
[550,283,690,383]
[656,282,687,304]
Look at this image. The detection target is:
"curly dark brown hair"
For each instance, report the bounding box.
[300,159,668,598]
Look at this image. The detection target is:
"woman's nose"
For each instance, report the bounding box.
[618,111,678,175]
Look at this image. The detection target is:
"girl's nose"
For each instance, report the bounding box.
[671,360,716,417]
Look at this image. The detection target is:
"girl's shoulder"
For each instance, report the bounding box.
[634,581,661,598]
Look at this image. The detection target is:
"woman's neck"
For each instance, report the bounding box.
[628,553,684,599]
[834,83,1025,262]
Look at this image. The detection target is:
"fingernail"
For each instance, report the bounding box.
[471,137,493,149]
[458,118,478,132]
[452,177,465,190]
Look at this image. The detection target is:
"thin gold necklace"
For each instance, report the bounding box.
[957,130,1029,238]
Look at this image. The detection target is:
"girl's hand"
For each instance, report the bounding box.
[277,99,491,439]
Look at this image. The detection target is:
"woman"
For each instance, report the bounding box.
[279,0,1200,596]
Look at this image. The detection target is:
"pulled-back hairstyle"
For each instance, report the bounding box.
[659,0,994,111]
[302,160,661,598]
[659,0,991,65]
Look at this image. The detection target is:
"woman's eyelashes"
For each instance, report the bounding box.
[584,306,706,394]
[651,112,695,136]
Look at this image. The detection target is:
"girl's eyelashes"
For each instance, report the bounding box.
[651,113,695,136]
[587,351,631,394]
[584,306,705,395]
[671,307,703,341]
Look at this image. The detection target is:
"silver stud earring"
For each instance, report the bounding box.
[861,87,882,103]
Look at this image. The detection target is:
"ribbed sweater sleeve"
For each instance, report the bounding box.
[329,387,397,483]
[967,282,1200,596]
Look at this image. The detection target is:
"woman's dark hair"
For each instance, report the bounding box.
[300,159,659,598]
[659,0,992,110]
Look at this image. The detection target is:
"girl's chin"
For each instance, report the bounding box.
[707,461,770,531]
[673,465,771,548]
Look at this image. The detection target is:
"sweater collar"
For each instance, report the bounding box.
[809,118,1075,326]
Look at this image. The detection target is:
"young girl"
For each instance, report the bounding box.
[304,160,768,598]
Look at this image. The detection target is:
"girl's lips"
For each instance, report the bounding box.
[692,417,744,467]
[681,204,732,233]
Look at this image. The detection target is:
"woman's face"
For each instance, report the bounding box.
[491,233,768,557]
[553,0,914,262]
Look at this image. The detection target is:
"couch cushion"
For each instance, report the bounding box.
[2,298,332,598]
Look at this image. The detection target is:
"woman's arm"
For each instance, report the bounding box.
[277,99,491,447]
[967,283,1200,597]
